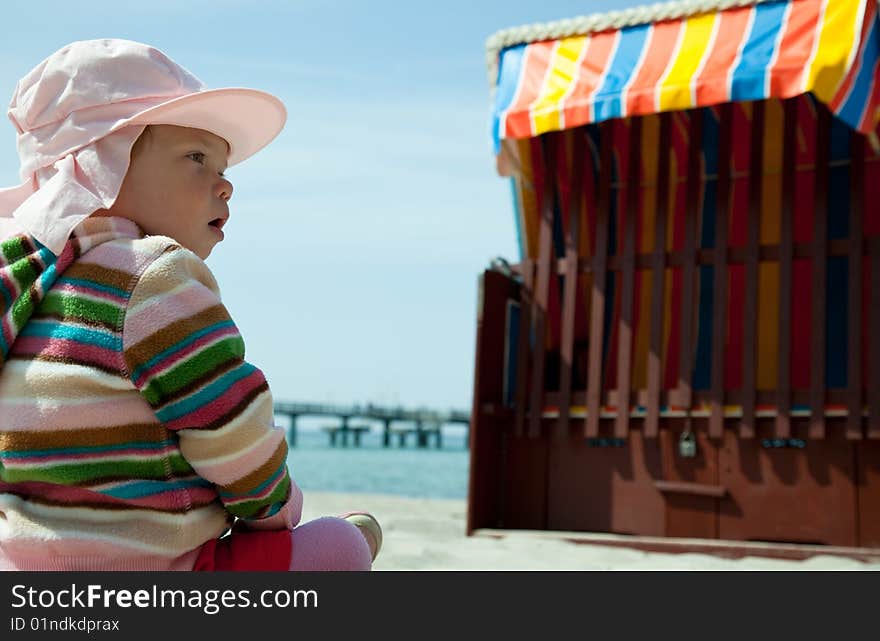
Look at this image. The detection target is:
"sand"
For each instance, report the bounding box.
[301,491,880,571]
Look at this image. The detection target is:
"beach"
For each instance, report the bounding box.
[302,491,880,571]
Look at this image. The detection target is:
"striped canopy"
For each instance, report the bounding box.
[491,0,880,153]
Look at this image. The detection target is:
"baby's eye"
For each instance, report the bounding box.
[187,152,206,164]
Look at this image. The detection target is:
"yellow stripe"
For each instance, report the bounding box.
[658,12,718,112]
[805,0,864,101]
[531,37,589,136]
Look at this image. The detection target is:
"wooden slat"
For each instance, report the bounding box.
[678,109,702,417]
[586,122,614,438]
[614,118,642,439]
[710,103,732,439]
[646,113,672,439]
[810,104,830,439]
[528,135,556,439]
[557,130,586,440]
[740,100,764,439]
[513,257,533,438]
[776,98,796,438]
[547,387,865,415]
[549,238,871,275]
[847,131,864,440]
[871,249,880,439]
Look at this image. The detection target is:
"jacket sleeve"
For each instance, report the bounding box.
[121,242,302,531]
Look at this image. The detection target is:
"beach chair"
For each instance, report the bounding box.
[468,0,880,560]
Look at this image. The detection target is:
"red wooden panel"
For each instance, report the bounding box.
[659,419,720,539]
[776,98,796,438]
[615,118,642,438]
[872,249,880,439]
[847,131,864,440]
[501,431,549,530]
[740,100,763,439]
[513,259,533,438]
[718,419,857,546]
[678,110,702,416]
[586,123,614,437]
[856,441,880,546]
[467,270,520,533]
[528,136,556,439]
[810,105,830,439]
[710,104,733,439]
[546,429,664,536]
[557,131,587,440]
[646,113,672,438]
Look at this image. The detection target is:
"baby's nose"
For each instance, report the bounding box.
[217,178,233,202]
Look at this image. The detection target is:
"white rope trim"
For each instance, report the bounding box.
[486,0,770,90]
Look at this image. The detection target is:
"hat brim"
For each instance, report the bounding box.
[123,88,286,167]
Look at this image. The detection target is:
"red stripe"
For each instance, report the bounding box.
[164,369,267,430]
[503,41,556,139]
[694,6,754,106]
[625,20,683,117]
[769,0,822,98]
[0,480,217,510]
[857,53,880,132]
[561,32,618,128]
[10,336,121,371]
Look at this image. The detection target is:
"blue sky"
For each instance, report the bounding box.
[0,0,634,411]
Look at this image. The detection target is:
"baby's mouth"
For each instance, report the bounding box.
[208,217,227,231]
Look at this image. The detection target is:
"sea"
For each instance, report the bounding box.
[282,421,470,500]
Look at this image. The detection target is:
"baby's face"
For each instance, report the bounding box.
[107,124,233,259]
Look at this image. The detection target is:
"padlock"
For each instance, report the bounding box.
[678,431,697,458]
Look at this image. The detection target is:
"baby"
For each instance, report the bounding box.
[0,39,380,571]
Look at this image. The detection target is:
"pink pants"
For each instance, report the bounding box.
[194,516,371,571]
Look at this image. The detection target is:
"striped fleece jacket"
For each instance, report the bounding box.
[0,216,301,570]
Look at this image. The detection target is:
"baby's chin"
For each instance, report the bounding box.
[192,244,214,261]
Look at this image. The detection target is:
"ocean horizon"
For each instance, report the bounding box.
[283,422,470,500]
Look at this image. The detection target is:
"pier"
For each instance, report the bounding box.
[274,402,470,449]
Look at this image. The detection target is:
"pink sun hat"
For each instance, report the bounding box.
[0,38,287,255]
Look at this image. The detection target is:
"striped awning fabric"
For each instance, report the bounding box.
[490,0,879,153]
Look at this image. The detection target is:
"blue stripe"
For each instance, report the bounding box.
[56,277,128,299]
[19,321,120,349]
[837,12,879,129]
[492,44,527,154]
[509,178,526,260]
[155,362,257,422]
[730,1,788,102]
[594,24,652,121]
[694,108,719,391]
[103,477,214,499]
[0,275,13,310]
[700,107,720,181]
[828,114,851,241]
[1,440,177,459]
[130,320,237,381]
